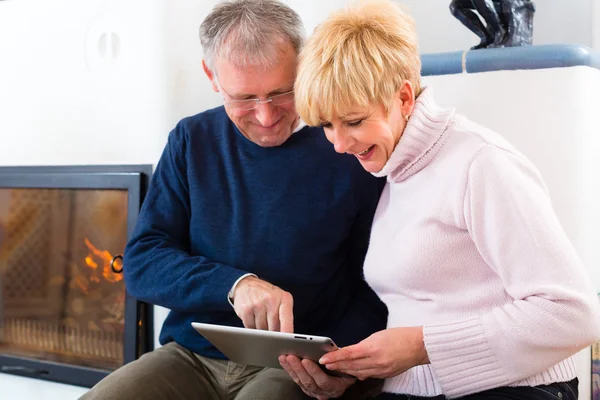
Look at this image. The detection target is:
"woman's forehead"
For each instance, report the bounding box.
[320,105,373,122]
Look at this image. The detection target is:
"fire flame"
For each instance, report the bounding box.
[83,238,123,283]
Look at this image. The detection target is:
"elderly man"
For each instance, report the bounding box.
[80,1,387,399]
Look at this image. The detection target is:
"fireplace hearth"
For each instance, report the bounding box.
[0,165,153,387]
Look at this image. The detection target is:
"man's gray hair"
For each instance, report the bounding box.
[200,0,305,71]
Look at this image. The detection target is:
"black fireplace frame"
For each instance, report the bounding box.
[0,164,154,388]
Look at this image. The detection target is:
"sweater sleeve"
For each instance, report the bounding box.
[423,144,600,398]
[123,126,248,313]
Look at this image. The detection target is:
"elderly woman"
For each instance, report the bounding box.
[292,1,600,399]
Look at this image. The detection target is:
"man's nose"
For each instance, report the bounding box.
[254,102,279,127]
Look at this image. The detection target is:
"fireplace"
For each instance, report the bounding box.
[0,165,153,387]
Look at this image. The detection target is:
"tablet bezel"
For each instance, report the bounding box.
[191,322,343,374]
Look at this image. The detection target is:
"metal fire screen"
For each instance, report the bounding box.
[0,188,127,370]
[0,166,152,387]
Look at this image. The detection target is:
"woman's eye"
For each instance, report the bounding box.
[321,122,333,129]
[348,120,363,127]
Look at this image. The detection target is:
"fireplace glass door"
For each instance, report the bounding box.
[0,188,128,370]
[0,167,151,387]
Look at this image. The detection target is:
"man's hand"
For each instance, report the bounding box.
[318,327,429,381]
[231,276,294,332]
[279,355,355,399]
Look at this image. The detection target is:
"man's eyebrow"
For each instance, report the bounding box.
[234,86,293,99]
[267,86,294,96]
[229,92,256,100]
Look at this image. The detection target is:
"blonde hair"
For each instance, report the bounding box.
[295,0,421,126]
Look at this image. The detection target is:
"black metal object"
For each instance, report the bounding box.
[110,255,124,273]
[450,0,536,49]
[0,164,153,388]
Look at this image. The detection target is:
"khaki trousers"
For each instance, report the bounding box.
[80,342,308,400]
[80,342,381,400]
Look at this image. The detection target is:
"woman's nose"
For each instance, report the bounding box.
[331,128,352,154]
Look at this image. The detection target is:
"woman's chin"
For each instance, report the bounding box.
[358,159,384,174]
[355,146,386,174]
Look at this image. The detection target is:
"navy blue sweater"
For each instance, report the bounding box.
[124,107,388,359]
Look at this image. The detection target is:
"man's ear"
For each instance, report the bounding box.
[202,60,219,92]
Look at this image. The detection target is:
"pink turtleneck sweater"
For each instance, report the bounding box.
[365,88,600,398]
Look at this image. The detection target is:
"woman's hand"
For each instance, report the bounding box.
[319,327,429,381]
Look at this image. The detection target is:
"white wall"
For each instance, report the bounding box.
[594,0,600,49]
[0,0,170,167]
[0,0,599,399]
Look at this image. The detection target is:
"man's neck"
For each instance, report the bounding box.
[292,118,306,133]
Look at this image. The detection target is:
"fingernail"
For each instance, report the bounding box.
[318,358,325,364]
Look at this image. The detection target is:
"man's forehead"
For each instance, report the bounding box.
[216,67,295,97]
[213,45,297,96]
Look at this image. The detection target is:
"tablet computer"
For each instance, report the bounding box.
[191,322,345,375]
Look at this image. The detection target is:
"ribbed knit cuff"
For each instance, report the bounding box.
[424,318,509,399]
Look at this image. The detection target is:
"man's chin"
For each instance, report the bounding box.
[254,135,290,147]
[248,130,293,148]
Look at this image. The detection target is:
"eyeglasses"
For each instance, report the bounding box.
[219,83,295,111]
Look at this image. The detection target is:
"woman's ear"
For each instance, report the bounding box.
[398,80,415,119]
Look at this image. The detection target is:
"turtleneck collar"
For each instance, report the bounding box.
[372,87,455,182]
